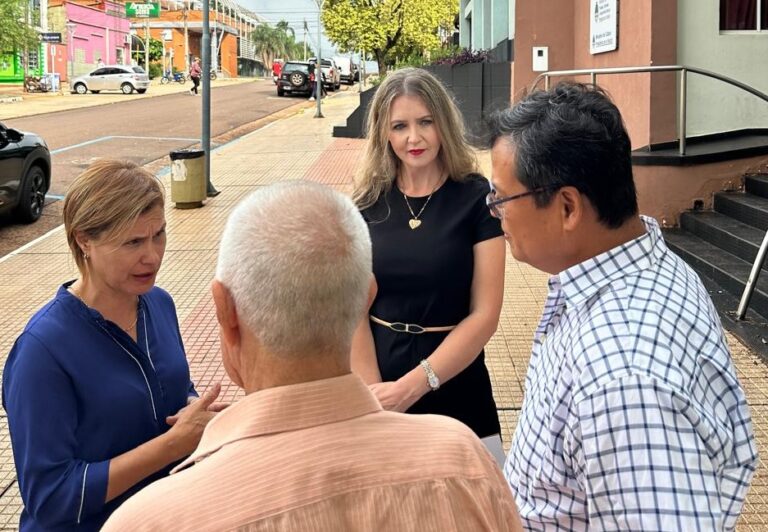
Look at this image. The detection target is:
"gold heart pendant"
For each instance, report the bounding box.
[409,219,422,230]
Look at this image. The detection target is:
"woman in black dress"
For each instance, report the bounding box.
[352,68,506,462]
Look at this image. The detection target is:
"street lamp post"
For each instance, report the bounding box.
[66,21,76,82]
[202,0,219,196]
[314,0,324,118]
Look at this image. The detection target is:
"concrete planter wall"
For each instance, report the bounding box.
[333,62,511,144]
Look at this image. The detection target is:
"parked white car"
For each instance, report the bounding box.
[333,56,356,85]
[309,57,341,91]
[70,65,150,95]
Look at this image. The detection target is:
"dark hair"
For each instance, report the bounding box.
[487,82,637,228]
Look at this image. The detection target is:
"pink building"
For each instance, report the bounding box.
[49,0,131,81]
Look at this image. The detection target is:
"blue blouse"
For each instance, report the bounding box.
[2,283,196,531]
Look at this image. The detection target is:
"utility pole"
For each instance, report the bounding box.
[144,19,150,70]
[41,0,49,74]
[303,19,308,61]
[183,0,189,72]
[314,0,323,118]
[202,0,218,196]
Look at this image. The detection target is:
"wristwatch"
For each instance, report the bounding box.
[420,359,440,391]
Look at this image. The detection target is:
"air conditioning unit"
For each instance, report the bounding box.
[124,34,131,44]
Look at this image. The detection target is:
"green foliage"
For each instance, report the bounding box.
[395,45,460,69]
[322,0,456,75]
[0,0,40,53]
[130,38,164,66]
[148,62,162,79]
[251,20,311,70]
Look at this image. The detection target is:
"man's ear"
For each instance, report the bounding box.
[211,279,244,385]
[558,186,584,232]
[367,275,378,310]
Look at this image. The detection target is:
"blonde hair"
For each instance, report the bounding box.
[63,159,165,274]
[353,67,478,210]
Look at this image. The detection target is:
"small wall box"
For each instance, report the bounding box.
[532,47,549,72]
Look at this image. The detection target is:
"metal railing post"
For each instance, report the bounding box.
[738,231,768,319]
[679,68,687,156]
[544,75,550,91]
[590,72,596,85]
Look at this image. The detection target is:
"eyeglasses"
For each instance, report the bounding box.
[486,186,558,219]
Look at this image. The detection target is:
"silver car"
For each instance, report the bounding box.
[70,65,150,95]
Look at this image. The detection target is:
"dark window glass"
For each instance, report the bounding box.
[762,0,767,29]
[132,66,146,74]
[720,0,758,30]
[283,63,309,74]
[91,68,108,76]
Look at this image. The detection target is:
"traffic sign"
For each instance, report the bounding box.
[40,32,62,43]
[125,2,160,18]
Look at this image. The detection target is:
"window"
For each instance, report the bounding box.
[720,0,768,30]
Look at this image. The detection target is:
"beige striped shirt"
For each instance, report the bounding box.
[103,374,520,531]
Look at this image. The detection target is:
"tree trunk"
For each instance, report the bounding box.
[375,49,387,77]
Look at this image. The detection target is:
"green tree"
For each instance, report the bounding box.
[130,38,163,66]
[251,20,311,68]
[322,0,455,75]
[0,0,39,53]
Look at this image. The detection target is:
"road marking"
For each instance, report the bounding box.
[0,225,65,264]
[51,136,200,155]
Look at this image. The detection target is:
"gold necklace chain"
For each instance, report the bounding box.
[401,177,443,230]
[69,286,138,333]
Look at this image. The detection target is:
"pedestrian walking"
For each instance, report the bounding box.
[307,60,327,101]
[189,57,202,95]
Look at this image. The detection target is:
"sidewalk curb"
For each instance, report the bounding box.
[0,78,258,121]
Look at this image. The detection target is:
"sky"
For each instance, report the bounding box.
[239,0,341,58]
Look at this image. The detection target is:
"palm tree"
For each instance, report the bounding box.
[251,24,285,69]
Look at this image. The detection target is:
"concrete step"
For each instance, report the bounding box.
[680,210,768,270]
[714,191,768,231]
[665,228,768,319]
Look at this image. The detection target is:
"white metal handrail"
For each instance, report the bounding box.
[532,65,768,320]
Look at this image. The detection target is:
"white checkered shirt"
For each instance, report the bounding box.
[504,216,758,531]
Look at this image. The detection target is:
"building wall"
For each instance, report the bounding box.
[678,0,768,137]
[144,9,240,77]
[54,1,130,79]
[512,0,677,149]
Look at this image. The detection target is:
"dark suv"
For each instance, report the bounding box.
[277,62,313,97]
[0,122,51,223]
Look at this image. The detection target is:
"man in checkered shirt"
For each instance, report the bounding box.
[486,82,758,530]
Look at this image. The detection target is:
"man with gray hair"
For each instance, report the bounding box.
[104,180,521,531]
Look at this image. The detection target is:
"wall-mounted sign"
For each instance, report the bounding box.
[590,0,618,54]
[162,29,173,41]
[39,32,62,43]
[125,2,160,18]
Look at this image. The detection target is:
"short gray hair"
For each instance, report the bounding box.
[215,181,372,357]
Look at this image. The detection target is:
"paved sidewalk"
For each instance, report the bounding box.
[0,89,767,529]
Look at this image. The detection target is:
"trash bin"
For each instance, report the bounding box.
[170,149,206,209]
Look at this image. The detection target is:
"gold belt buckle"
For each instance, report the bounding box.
[389,322,426,334]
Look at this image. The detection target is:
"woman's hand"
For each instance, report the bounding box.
[164,383,222,460]
[369,379,423,412]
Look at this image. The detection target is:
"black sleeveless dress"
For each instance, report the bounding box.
[361,175,503,438]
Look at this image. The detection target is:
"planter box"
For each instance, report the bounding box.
[333,85,378,139]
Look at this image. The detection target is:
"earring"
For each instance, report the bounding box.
[83,252,89,260]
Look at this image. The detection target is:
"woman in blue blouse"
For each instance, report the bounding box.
[3,160,223,531]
